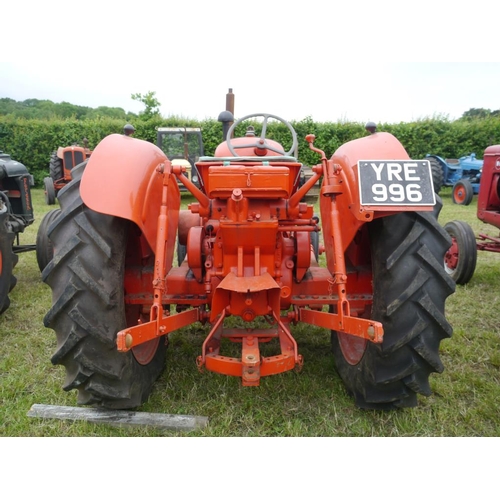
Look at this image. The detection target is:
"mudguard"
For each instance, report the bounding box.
[0,152,31,178]
[333,132,411,203]
[320,132,418,271]
[425,153,447,169]
[80,134,180,252]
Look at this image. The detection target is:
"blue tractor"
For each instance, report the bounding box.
[427,153,483,205]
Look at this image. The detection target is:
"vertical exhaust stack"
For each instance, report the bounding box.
[226,88,235,119]
[218,88,235,140]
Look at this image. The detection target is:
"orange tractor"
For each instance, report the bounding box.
[41,113,455,410]
[43,140,92,204]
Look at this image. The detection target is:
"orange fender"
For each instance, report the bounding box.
[320,132,411,271]
[333,132,410,210]
[80,134,180,252]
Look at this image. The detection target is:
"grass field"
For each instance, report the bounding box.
[1,187,499,437]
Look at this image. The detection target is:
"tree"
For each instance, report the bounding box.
[90,106,129,120]
[460,108,500,120]
[131,91,161,119]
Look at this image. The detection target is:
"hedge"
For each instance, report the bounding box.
[1,114,500,187]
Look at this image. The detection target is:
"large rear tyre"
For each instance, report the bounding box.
[42,163,167,409]
[444,220,477,285]
[0,209,18,314]
[49,153,63,183]
[428,157,444,194]
[331,200,455,409]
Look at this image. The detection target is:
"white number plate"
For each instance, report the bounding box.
[358,160,435,206]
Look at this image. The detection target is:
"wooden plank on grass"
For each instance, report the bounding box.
[27,404,208,431]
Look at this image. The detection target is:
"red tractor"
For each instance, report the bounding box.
[43,140,92,204]
[41,113,455,410]
[444,144,500,284]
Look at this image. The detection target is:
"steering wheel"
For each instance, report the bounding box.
[226,113,298,157]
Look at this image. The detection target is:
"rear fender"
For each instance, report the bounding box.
[320,132,415,270]
[426,154,447,168]
[427,154,456,179]
[80,134,180,252]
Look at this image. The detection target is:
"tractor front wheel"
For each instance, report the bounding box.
[42,162,167,409]
[452,180,474,205]
[36,209,60,272]
[444,220,477,285]
[0,209,18,314]
[331,200,455,409]
[44,177,56,205]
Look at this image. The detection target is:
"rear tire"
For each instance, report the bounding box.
[42,163,167,409]
[444,220,477,285]
[452,180,474,205]
[428,157,444,194]
[0,209,18,314]
[49,153,63,183]
[331,199,455,409]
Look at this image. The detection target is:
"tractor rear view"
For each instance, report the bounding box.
[42,112,455,410]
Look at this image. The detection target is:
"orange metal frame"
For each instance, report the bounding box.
[82,131,433,386]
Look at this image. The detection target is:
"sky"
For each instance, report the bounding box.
[2,61,500,125]
[2,1,498,126]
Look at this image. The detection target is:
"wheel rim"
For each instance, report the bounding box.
[133,338,162,365]
[338,332,367,365]
[444,237,459,275]
[453,185,466,203]
[126,305,162,365]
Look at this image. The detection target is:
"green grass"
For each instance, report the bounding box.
[1,187,500,437]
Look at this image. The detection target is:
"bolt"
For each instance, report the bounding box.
[367,325,375,340]
[125,334,133,349]
[232,188,243,201]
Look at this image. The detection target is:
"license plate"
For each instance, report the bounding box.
[358,160,435,206]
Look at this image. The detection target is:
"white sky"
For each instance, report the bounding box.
[1,1,499,125]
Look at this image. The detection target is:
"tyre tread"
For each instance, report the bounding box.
[43,163,166,409]
[331,200,455,409]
